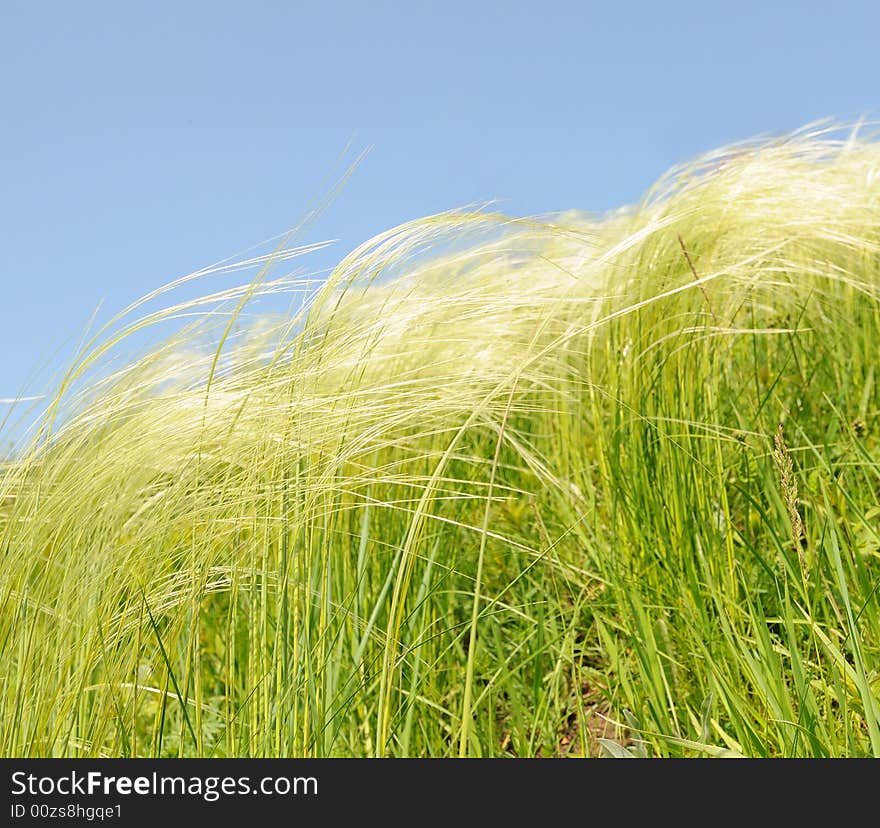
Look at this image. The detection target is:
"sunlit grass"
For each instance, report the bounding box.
[2,123,880,757]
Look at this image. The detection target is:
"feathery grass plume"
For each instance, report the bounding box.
[3,122,880,757]
[771,423,806,558]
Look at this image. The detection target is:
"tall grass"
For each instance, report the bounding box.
[2,124,880,757]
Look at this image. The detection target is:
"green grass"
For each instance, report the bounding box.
[3,124,880,757]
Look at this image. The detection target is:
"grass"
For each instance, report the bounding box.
[2,123,880,757]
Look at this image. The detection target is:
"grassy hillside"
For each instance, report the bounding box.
[2,126,880,757]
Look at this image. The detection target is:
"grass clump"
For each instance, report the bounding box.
[2,124,880,757]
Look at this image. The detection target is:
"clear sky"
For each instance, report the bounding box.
[2,0,879,411]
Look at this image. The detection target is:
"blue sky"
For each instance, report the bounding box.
[1,0,879,413]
